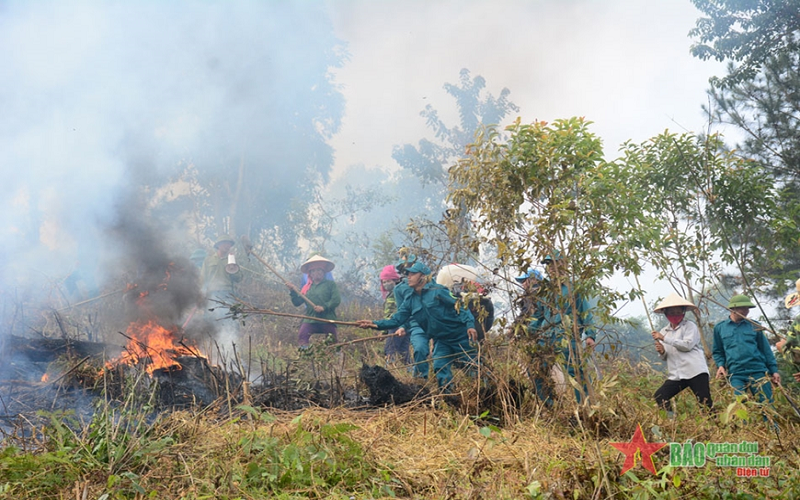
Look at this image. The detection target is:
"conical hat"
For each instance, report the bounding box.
[300,255,335,274]
[653,293,697,312]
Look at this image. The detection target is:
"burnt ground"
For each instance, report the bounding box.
[0,335,523,445]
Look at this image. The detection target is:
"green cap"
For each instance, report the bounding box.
[541,250,563,264]
[728,294,755,309]
[405,261,432,275]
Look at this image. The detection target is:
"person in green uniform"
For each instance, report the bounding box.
[201,235,243,311]
[712,294,780,403]
[357,261,477,391]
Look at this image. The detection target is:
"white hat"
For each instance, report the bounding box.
[654,293,697,313]
[435,263,482,289]
[300,255,335,274]
[785,278,800,309]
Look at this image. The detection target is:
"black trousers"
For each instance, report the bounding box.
[654,373,713,411]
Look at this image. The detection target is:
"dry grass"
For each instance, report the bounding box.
[2,357,799,499]
[3,287,800,499]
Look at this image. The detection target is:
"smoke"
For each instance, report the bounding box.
[108,204,204,328]
[0,1,346,336]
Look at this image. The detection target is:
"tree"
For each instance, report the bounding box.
[617,131,782,343]
[691,0,800,296]
[690,0,800,88]
[390,69,519,264]
[450,117,651,403]
[450,118,784,401]
[449,117,674,319]
[393,68,519,188]
[142,2,347,260]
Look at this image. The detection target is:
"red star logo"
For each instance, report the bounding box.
[610,424,666,475]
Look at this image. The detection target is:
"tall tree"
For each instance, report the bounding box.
[141,2,347,260]
[392,68,519,194]
[690,0,800,88]
[618,131,782,343]
[450,117,646,315]
[391,68,519,263]
[691,0,800,294]
[450,119,782,395]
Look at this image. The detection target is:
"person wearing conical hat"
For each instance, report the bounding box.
[712,294,780,404]
[777,278,800,383]
[290,255,341,347]
[650,293,712,415]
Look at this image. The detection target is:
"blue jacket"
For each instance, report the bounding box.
[528,283,595,344]
[713,318,778,376]
[376,282,474,342]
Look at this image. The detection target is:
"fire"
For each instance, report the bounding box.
[109,319,203,375]
[41,373,50,383]
[104,262,205,376]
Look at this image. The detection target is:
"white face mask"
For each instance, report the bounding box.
[382,281,396,293]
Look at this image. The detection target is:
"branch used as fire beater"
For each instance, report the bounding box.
[239,235,318,309]
[231,303,402,347]
[56,288,126,312]
[325,332,402,349]
[231,304,360,326]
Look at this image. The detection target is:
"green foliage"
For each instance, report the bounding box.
[691,0,800,297]
[231,410,396,498]
[450,117,650,320]
[0,403,397,499]
[689,0,800,88]
[617,132,780,285]
[0,399,167,499]
[612,130,787,349]
[393,68,519,188]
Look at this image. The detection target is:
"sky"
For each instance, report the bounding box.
[0,0,737,327]
[325,0,728,179]
[0,1,343,304]
[322,0,730,318]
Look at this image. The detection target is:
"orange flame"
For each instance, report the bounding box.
[41,373,50,383]
[109,319,203,376]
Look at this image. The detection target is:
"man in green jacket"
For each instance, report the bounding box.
[290,255,341,347]
[712,294,780,403]
[201,235,243,316]
[528,254,596,406]
[358,261,477,391]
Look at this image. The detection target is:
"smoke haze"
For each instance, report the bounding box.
[0,0,728,332]
[0,1,345,323]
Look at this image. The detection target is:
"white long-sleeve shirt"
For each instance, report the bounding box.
[658,319,709,381]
